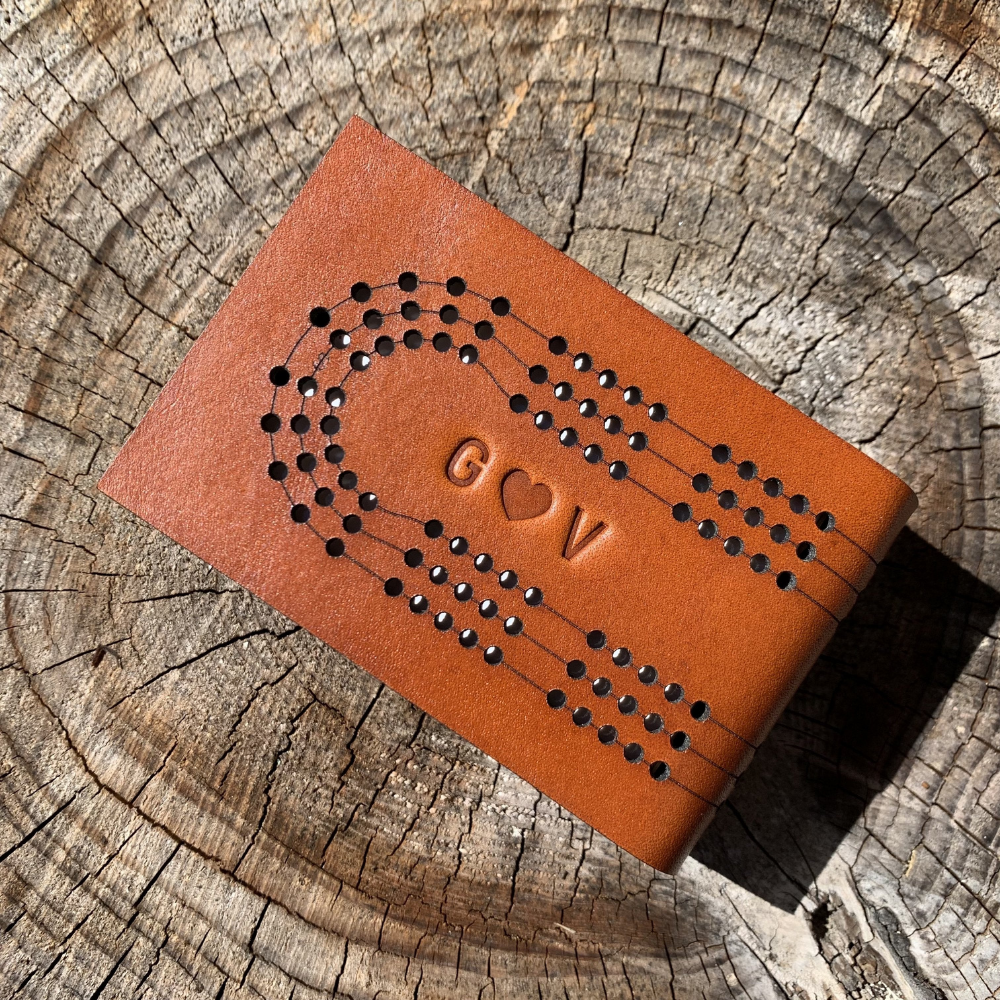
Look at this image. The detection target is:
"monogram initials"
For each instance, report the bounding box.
[445,439,608,561]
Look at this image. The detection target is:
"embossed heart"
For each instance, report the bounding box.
[502,469,553,521]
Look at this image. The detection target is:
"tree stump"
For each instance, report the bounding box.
[2,0,1000,996]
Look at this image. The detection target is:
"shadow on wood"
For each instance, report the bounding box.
[692,527,999,912]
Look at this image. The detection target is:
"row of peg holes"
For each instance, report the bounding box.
[298,272,836,534]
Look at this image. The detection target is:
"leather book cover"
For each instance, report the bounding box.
[98,116,917,873]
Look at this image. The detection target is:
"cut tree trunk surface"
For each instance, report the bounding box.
[1,1,999,997]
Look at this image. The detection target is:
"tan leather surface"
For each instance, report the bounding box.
[98,117,918,873]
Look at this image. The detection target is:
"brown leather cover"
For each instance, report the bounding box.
[98,117,917,873]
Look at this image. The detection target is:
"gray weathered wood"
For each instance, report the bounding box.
[2,0,1000,996]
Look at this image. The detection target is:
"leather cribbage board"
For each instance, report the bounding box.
[99,116,917,874]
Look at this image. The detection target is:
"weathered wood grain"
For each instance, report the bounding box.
[2,0,1000,996]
